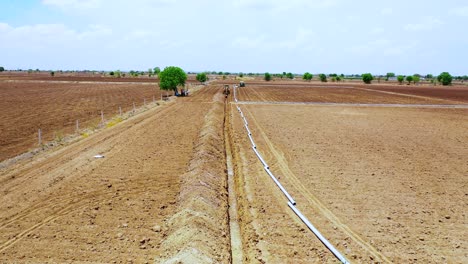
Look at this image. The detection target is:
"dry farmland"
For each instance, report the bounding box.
[0,77,467,263]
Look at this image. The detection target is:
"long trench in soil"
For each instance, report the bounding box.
[224,94,243,263]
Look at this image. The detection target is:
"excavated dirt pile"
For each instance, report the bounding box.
[156,93,231,263]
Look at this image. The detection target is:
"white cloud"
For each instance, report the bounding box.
[371,27,385,34]
[381,7,393,15]
[42,0,102,9]
[234,0,339,11]
[450,6,468,17]
[404,17,443,31]
[0,23,112,48]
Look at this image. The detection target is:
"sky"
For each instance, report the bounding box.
[0,0,467,75]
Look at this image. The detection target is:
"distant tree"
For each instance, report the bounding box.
[115,70,121,78]
[224,72,231,76]
[340,73,345,78]
[362,73,374,84]
[0,66,5,72]
[437,72,453,86]
[329,73,338,77]
[50,71,55,77]
[148,68,153,76]
[336,76,342,82]
[153,67,161,75]
[28,69,33,74]
[425,74,433,79]
[406,75,414,84]
[397,75,404,84]
[303,72,313,81]
[218,71,223,75]
[319,73,327,82]
[386,72,395,78]
[109,71,115,76]
[239,72,244,77]
[264,72,272,81]
[282,72,286,76]
[331,77,337,82]
[159,66,187,95]
[196,72,208,83]
[222,75,226,80]
[286,72,294,79]
[413,75,420,84]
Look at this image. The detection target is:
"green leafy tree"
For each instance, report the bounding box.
[0,66,5,72]
[264,72,272,81]
[109,71,115,76]
[303,72,313,81]
[336,76,342,82]
[286,72,294,79]
[437,72,453,86]
[319,73,327,82]
[239,72,244,77]
[50,71,55,77]
[153,67,161,75]
[196,72,208,83]
[425,74,433,79]
[386,72,396,78]
[406,75,414,84]
[159,66,187,94]
[413,75,420,84]
[397,75,404,84]
[362,73,374,84]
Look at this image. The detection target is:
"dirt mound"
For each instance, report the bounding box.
[156,93,231,263]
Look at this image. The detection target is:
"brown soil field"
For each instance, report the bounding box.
[236,82,468,105]
[1,79,466,263]
[0,72,203,84]
[0,80,165,161]
[0,85,231,263]
[234,104,467,263]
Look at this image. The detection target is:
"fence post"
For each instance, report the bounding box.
[101,110,104,123]
[38,128,42,146]
[133,102,136,113]
[119,106,122,116]
[76,120,79,132]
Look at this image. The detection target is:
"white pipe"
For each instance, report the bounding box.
[245,125,252,136]
[252,147,268,169]
[248,134,256,149]
[243,117,248,126]
[288,202,350,264]
[265,168,296,205]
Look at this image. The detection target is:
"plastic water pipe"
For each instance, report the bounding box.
[264,168,296,205]
[248,134,256,149]
[287,202,350,264]
[252,147,268,169]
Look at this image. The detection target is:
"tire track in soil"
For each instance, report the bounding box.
[242,105,392,263]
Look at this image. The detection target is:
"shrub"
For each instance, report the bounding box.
[264,72,272,81]
[319,74,327,82]
[303,72,313,81]
[362,73,374,84]
[437,72,453,86]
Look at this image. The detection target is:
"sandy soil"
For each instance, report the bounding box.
[234,103,467,263]
[237,83,467,105]
[1,79,466,263]
[0,85,231,263]
[0,81,165,161]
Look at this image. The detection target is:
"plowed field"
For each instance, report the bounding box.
[0,79,466,263]
[0,81,163,161]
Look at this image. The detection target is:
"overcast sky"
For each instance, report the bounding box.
[1,0,467,75]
